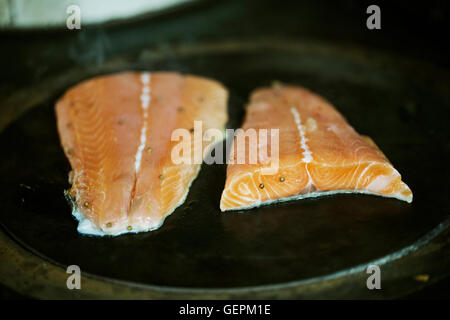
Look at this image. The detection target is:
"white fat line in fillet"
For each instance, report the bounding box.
[227,172,261,204]
[290,107,314,187]
[355,162,375,189]
[135,72,151,174]
[290,107,312,163]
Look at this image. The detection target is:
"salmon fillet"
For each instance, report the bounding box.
[220,84,412,211]
[56,71,228,235]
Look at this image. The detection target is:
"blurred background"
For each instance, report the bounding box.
[0,0,449,299]
[1,0,449,87]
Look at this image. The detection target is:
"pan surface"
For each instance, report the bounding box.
[0,40,449,295]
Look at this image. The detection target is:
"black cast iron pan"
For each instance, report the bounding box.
[0,39,449,299]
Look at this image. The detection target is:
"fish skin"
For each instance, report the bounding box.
[56,71,228,235]
[220,84,412,211]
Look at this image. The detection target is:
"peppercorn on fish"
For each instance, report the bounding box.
[220,84,412,211]
[56,71,228,235]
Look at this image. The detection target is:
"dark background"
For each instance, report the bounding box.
[0,0,449,299]
[1,0,449,88]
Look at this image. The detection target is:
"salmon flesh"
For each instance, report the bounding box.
[220,84,412,211]
[56,71,228,235]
